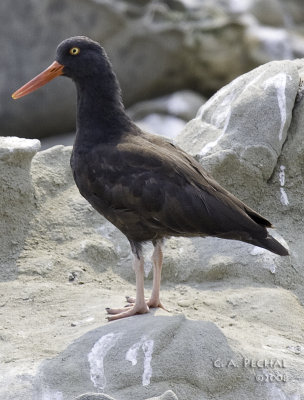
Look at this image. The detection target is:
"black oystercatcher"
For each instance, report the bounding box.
[12,36,289,320]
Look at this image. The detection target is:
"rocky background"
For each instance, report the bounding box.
[1,1,304,400]
[2,0,304,141]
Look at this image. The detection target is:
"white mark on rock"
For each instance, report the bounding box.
[210,93,234,130]
[88,332,122,390]
[126,338,142,366]
[263,254,277,274]
[198,71,265,156]
[280,188,289,206]
[263,73,291,141]
[199,98,232,156]
[249,246,277,273]
[199,136,221,156]
[142,339,154,386]
[279,165,289,206]
[80,240,88,251]
[242,71,267,94]
[269,263,276,274]
[279,165,286,186]
[126,335,154,386]
[250,246,266,256]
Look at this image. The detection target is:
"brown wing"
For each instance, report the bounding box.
[142,134,272,223]
[80,131,271,243]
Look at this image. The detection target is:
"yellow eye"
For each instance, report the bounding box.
[70,47,80,56]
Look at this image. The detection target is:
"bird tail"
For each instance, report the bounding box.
[249,234,289,256]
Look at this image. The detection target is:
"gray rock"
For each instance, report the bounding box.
[249,0,286,27]
[175,58,304,302]
[17,145,128,281]
[127,91,206,122]
[0,136,40,281]
[34,315,268,400]
[273,59,304,300]
[176,60,299,198]
[244,24,293,65]
[127,91,205,139]
[135,114,186,140]
[278,0,304,25]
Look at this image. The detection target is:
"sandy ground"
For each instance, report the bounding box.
[1,269,304,398]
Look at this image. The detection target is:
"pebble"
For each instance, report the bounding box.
[177,299,192,307]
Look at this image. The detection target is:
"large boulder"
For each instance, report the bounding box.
[4,0,304,138]
[33,315,268,400]
[176,59,298,199]
[175,58,304,302]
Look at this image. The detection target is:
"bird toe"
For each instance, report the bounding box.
[106,303,149,321]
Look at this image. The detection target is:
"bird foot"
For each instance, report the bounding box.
[126,296,167,311]
[106,303,149,321]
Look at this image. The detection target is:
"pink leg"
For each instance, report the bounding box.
[106,251,149,321]
[126,240,166,309]
[147,240,165,308]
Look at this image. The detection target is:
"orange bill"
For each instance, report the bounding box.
[12,61,64,99]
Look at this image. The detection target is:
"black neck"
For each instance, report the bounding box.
[74,72,132,146]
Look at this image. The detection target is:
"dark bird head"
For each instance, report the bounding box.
[12,36,116,99]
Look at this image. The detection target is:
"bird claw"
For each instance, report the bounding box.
[106,297,168,321]
[106,303,149,321]
[147,300,168,311]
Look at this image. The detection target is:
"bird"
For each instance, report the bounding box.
[12,36,289,321]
